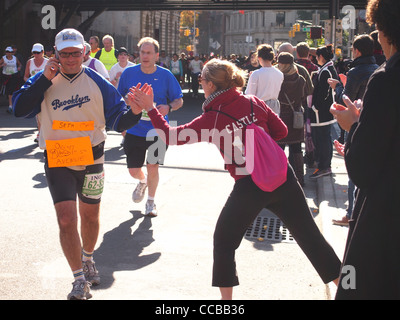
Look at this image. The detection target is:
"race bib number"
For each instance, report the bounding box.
[141,109,151,121]
[45,136,94,168]
[4,66,16,75]
[141,103,157,121]
[52,120,94,131]
[82,171,105,200]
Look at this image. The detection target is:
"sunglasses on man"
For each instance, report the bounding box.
[56,50,83,58]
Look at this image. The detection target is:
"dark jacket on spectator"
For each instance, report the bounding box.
[334,55,378,104]
[336,52,400,299]
[277,72,306,144]
[310,60,338,126]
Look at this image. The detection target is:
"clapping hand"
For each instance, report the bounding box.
[127,83,154,115]
[327,78,340,90]
[330,95,362,132]
[333,140,345,156]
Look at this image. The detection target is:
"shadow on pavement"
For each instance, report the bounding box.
[0,142,42,161]
[92,210,161,290]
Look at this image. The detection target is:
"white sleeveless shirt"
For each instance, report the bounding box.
[2,55,18,75]
[29,57,48,77]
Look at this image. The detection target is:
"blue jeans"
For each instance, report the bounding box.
[311,124,332,170]
[347,179,355,219]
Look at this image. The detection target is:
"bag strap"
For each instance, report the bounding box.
[206,97,254,167]
[209,109,242,123]
[283,93,295,112]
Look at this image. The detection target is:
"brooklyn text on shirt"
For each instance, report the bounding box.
[51,94,91,111]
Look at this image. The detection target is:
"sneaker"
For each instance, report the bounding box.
[82,260,100,286]
[67,280,92,300]
[145,200,157,217]
[7,106,12,114]
[310,168,332,179]
[132,182,147,203]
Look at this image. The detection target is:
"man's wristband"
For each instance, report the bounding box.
[168,103,173,112]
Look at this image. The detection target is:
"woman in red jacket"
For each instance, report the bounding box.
[129,59,340,300]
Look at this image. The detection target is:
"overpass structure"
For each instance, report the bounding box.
[33,0,368,12]
[28,0,368,35]
[1,0,369,59]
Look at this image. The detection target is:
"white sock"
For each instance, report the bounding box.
[82,249,94,262]
[73,269,85,282]
[140,176,147,184]
[147,196,154,202]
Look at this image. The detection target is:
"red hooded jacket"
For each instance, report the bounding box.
[148,88,287,180]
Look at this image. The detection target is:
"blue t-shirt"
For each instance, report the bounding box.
[118,64,183,137]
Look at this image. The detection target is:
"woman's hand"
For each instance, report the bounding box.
[327,78,339,90]
[127,83,154,114]
[333,140,345,156]
[330,95,361,132]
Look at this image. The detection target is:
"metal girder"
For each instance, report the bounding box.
[32,0,368,11]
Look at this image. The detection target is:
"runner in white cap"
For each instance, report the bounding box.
[24,43,48,81]
[24,43,49,142]
[0,46,22,113]
[12,28,143,300]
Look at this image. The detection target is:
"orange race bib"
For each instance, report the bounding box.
[52,120,95,131]
[46,136,94,168]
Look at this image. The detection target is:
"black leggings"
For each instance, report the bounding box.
[212,165,341,287]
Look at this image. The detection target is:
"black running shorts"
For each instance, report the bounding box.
[123,133,168,168]
[44,161,104,205]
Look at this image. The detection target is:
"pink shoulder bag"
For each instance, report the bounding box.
[210,98,287,192]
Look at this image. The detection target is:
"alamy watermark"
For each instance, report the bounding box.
[144,121,253,176]
[341,5,356,30]
[340,265,356,290]
[41,5,56,30]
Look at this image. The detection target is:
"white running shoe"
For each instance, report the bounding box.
[82,260,100,286]
[132,182,147,203]
[67,280,92,300]
[145,200,157,217]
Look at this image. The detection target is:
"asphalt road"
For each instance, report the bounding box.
[0,90,347,301]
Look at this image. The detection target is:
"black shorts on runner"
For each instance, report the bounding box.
[44,160,104,205]
[123,133,168,168]
[4,73,22,96]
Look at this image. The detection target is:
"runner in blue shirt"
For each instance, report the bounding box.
[118,37,183,217]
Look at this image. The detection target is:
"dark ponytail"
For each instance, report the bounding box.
[316,44,334,61]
